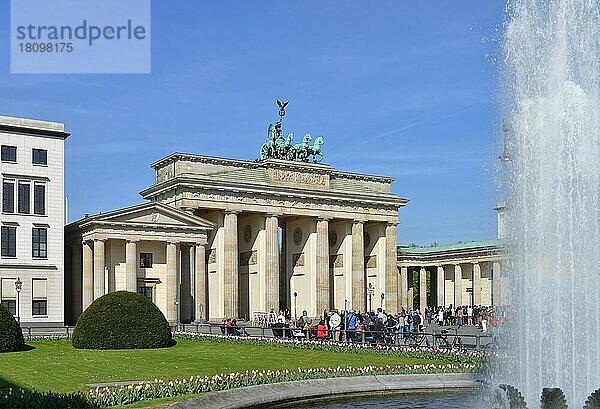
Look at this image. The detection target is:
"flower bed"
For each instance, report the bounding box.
[176,332,484,364]
[0,363,478,408]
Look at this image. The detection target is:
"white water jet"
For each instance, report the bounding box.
[494,0,600,406]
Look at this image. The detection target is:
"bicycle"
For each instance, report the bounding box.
[434,327,463,349]
[403,329,430,348]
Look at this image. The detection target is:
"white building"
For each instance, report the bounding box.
[0,115,69,326]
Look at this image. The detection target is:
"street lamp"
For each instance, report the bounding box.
[14,277,22,324]
[380,292,384,309]
[293,292,298,324]
[174,299,180,330]
[367,283,374,312]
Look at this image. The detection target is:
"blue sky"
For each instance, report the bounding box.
[0,1,504,245]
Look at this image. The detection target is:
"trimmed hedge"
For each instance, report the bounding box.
[72,291,173,350]
[0,303,25,352]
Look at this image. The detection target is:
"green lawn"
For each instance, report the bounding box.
[0,338,453,393]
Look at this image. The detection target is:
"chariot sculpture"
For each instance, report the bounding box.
[259,99,325,163]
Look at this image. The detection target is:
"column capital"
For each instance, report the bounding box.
[316,216,330,222]
[167,240,180,246]
[386,221,398,227]
[352,219,365,225]
[224,210,239,216]
[94,238,106,243]
[472,262,481,267]
[126,238,140,244]
[265,212,280,218]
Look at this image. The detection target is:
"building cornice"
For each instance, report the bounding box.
[149,153,396,184]
[140,176,407,209]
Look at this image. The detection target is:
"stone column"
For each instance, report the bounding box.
[384,223,398,312]
[437,266,445,307]
[265,214,280,312]
[72,244,82,317]
[419,267,427,312]
[279,224,287,311]
[351,221,365,311]
[454,264,462,307]
[223,211,239,318]
[166,241,178,323]
[125,239,138,292]
[315,218,330,315]
[189,245,195,320]
[472,263,482,306]
[82,241,93,310]
[93,239,106,300]
[399,266,408,310]
[195,244,206,322]
[492,262,502,306]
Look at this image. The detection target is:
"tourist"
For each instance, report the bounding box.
[456,307,463,326]
[413,310,422,332]
[437,307,444,326]
[373,317,385,343]
[376,307,387,324]
[231,319,249,336]
[346,310,357,341]
[297,310,309,329]
[316,320,329,340]
[329,310,342,341]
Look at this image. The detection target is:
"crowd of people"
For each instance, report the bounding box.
[240,304,501,342]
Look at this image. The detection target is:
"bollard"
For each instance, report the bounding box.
[306,330,310,340]
[361,331,365,344]
[196,324,199,333]
[28,327,32,340]
[66,326,70,337]
[261,326,265,338]
[209,324,213,335]
[476,334,480,350]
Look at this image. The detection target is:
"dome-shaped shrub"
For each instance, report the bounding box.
[0,303,25,352]
[72,291,173,349]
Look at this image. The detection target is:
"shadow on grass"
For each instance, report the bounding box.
[0,375,97,409]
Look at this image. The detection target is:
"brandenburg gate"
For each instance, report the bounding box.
[65,102,406,323]
[139,104,406,321]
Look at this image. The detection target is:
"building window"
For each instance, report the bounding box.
[1,226,16,257]
[32,228,47,258]
[32,149,47,165]
[32,279,47,316]
[138,286,153,302]
[140,253,153,268]
[34,184,45,215]
[2,181,14,213]
[18,183,30,214]
[1,278,16,315]
[1,145,16,162]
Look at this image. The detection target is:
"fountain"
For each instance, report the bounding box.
[490,0,600,407]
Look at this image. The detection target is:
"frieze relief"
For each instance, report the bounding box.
[365,255,377,269]
[187,190,397,216]
[207,249,216,264]
[267,168,329,187]
[329,254,343,268]
[239,250,258,266]
[292,252,305,267]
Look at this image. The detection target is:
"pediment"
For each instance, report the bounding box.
[91,202,214,230]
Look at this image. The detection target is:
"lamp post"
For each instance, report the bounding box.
[380,292,384,309]
[15,277,22,324]
[367,283,374,312]
[174,299,180,331]
[293,292,298,324]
